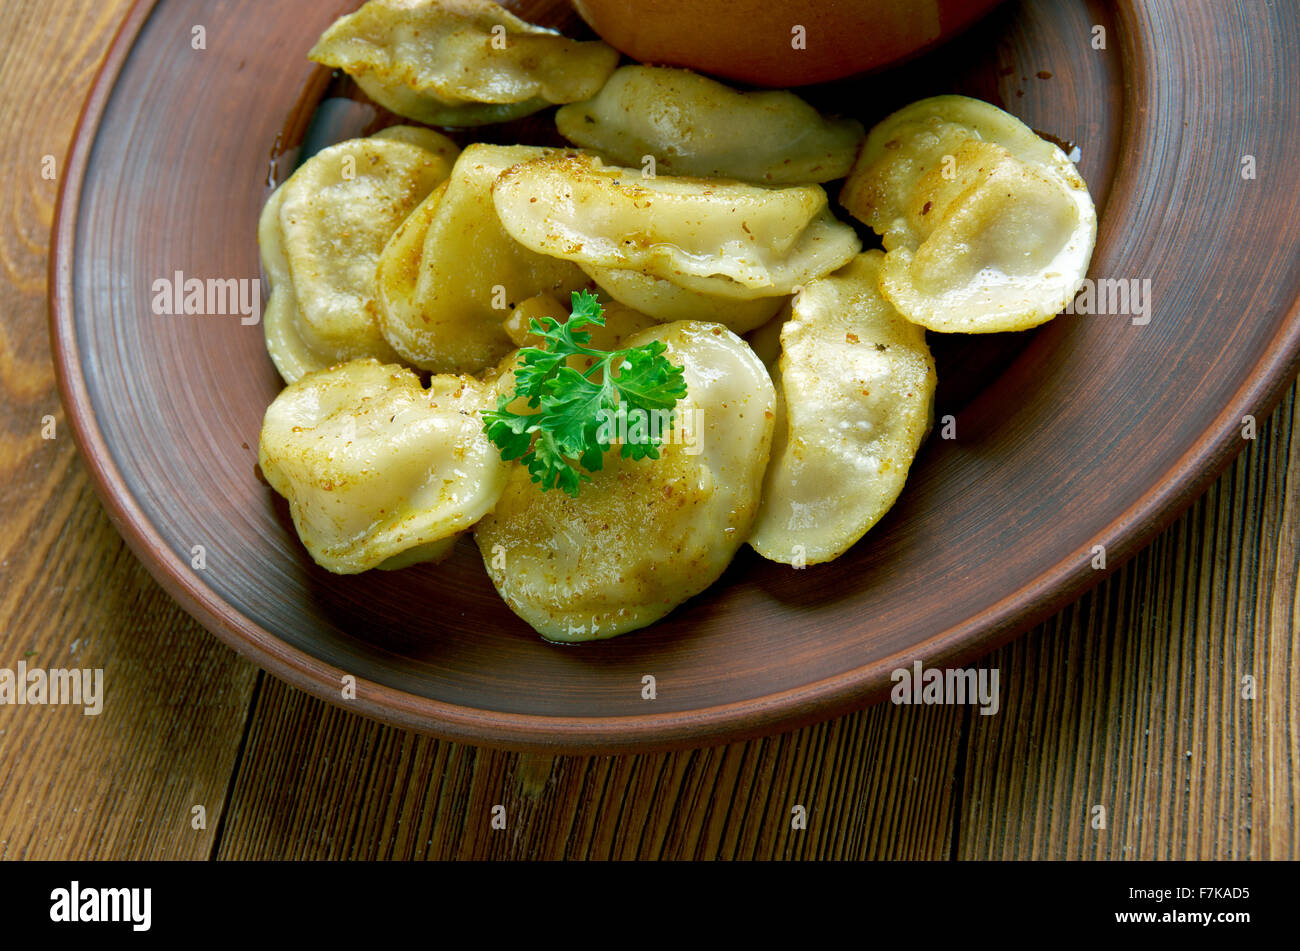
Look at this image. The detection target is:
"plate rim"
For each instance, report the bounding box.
[49,0,1300,753]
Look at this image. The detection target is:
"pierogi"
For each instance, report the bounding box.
[556,65,864,184]
[309,0,618,127]
[493,152,861,300]
[474,322,775,640]
[376,144,589,374]
[259,127,458,383]
[749,251,936,565]
[258,359,508,574]
[840,95,1096,333]
[582,265,787,334]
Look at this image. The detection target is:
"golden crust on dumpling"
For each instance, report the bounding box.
[840,95,1096,333]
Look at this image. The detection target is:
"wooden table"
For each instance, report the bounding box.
[2,0,1296,861]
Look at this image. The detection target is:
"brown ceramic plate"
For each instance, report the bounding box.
[50,0,1300,753]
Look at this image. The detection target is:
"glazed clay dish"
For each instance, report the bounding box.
[50,0,1300,751]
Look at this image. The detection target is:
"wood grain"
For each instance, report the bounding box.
[959,389,1299,859]
[4,0,1297,859]
[215,678,964,859]
[0,0,260,860]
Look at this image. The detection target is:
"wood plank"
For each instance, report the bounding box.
[1260,386,1299,859]
[957,385,1298,859]
[215,678,963,860]
[0,0,261,860]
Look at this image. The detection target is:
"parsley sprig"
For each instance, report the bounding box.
[482,290,688,497]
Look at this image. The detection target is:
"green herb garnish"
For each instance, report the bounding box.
[483,290,688,497]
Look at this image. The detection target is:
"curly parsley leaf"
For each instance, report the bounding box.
[482,290,688,497]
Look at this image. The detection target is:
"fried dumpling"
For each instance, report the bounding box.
[376,144,589,374]
[474,321,776,641]
[839,95,1096,333]
[308,0,618,127]
[556,65,864,185]
[259,126,458,383]
[259,359,508,574]
[493,152,861,300]
[749,251,936,565]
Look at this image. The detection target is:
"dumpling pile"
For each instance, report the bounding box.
[256,0,1097,641]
